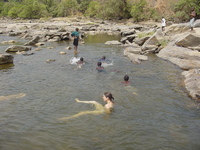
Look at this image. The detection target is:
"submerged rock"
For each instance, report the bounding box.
[105,40,121,45]
[5,45,31,52]
[0,53,14,64]
[182,69,200,101]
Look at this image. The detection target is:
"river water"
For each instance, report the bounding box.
[0,34,200,150]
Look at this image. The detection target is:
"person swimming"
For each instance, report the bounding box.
[121,75,138,95]
[99,56,113,67]
[58,92,114,121]
[99,56,106,61]
[76,57,85,68]
[122,75,131,85]
[77,57,85,64]
[96,61,105,72]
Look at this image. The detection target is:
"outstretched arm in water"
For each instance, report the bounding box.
[0,93,26,101]
[58,98,105,121]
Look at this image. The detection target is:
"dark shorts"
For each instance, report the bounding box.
[73,37,79,46]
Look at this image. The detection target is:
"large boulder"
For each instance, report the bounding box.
[24,36,40,46]
[157,44,200,70]
[127,53,148,64]
[175,33,200,48]
[120,35,136,44]
[124,46,142,55]
[166,23,190,36]
[135,36,151,46]
[141,30,164,52]
[194,19,200,27]
[5,45,31,52]
[121,29,136,37]
[182,69,200,101]
[124,47,148,64]
[0,54,14,64]
[141,35,160,51]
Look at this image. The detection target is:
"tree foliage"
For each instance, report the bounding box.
[0,0,199,22]
[56,0,78,17]
[174,0,200,22]
[86,1,101,18]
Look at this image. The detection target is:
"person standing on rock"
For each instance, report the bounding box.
[190,8,196,31]
[71,28,80,54]
[161,17,166,31]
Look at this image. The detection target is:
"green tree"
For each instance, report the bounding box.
[76,0,92,14]
[40,0,59,17]
[130,0,147,22]
[7,2,22,18]
[56,0,78,17]
[174,0,200,22]
[102,0,131,19]
[17,0,48,19]
[0,2,4,16]
[1,1,15,16]
[86,1,101,18]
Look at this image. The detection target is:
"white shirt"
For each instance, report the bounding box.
[161,18,166,26]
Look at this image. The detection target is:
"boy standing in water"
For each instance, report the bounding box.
[71,28,79,54]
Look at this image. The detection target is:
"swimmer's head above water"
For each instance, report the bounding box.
[124,75,129,81]
[103,92,114,110]
[101,56,106,60]
[96,62,104,72]
[122,75,131,85]
[97,61,102,66]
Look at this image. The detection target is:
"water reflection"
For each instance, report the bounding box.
[84,33,120,43]
[0,63,14,71]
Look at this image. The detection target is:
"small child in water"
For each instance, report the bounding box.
[77,57,85,65]
[99,56,106,61]
[96,62,104,72]
[77,57,85,68]
[122,75,131,85]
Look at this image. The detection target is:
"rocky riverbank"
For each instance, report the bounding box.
[0,17,200,101]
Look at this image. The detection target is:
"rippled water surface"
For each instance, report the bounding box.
[0,34,200,150]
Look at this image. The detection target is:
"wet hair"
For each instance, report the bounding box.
[124,75,129,81]
[102,56,106,60]
[104,92,114,102]
[80,57,83,61]
[97,61,102,66]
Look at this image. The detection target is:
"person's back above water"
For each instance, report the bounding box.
[96,61,104,72]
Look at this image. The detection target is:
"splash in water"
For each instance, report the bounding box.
[70,57,80,65]
[101,60,114,67]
